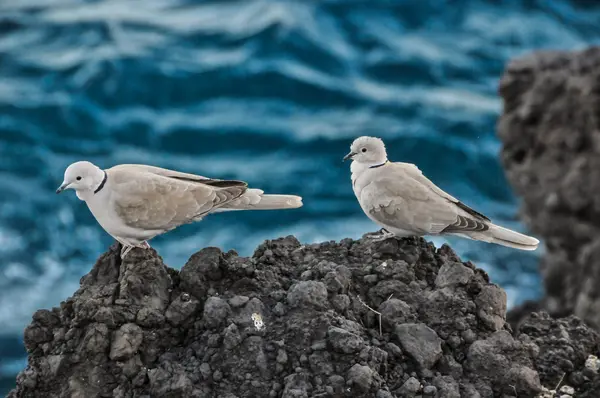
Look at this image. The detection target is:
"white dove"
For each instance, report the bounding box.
[344,136,539,251]
[57,162,303,258]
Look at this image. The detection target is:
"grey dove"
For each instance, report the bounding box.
[344,136,539,251]
[56,161,303,258]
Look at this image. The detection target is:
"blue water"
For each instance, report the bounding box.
[1,0,600,394]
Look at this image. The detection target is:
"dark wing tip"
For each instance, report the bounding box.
[168,175,248,189]
[442,215,490,234]
[455,201,491,222]
[199,179,248,188]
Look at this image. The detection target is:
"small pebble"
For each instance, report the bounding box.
[311,341,327,351]
[585,355,599,372]
[300,270,313,280]
[559,385,575,395]
[273,302,286,317]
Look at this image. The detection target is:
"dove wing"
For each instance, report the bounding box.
[110,164,247,188]
[392,162,490,222]
[107,168,247,232]
[360,164,489,235]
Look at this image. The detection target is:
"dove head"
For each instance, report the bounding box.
[57,161,105,198]
[344,136,388,166]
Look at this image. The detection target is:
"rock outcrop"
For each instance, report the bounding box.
[8,236,600,397]
[497,47,600,330]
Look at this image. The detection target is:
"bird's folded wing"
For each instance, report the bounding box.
[392,162,490,222]
[360,177,460,235]
[110,164,248,188]
[108,169,246,231]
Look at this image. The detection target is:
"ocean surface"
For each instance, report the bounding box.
[1,0,600,394]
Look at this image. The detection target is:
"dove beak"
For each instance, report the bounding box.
[343,152,356,162]
[56,182,70,194]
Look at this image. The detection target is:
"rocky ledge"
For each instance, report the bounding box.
[498,47,600,330]
[8,236,600,398]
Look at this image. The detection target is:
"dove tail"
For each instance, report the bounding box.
[241,194,303,210]
[453,224,539,251]
[217,189,303,211]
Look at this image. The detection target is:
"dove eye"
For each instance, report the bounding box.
[76,176,82,181]
[361,148,367,153]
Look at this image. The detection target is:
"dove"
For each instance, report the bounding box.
[56,161,303,258]
[344,136,539,251]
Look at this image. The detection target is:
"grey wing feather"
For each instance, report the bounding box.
[110,164,248,188]
[360,177,459,235]
[108,169,246,231]
[393,162,490,222]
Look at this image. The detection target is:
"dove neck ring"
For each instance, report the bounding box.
[94,171,108,194]
[369,160,388,169]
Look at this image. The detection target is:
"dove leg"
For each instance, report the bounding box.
[120,245,134,259]
[140,241,151,249]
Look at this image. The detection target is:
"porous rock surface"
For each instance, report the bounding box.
[498,47,600,330]
[8,236,600,397]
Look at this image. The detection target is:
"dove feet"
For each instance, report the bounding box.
[120,245,133,259]
[365,228,396,242]
[120,241,152,259]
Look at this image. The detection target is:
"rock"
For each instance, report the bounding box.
[228,295,249,308]
[378,299,412,329]
[516,312,600,394]
[347,364,374,391]
[475,285,507,331]
[109,323,143,361]
[432,376,460,398]
[203,297,231,329]
[287,281,328,309]
[466,330,542,396]
[136,308,165,328]
[8,236,600,398]
[560,385,575,395]
[394,323,442,369]
[328,327,364,354]
[586,355,600,373]
[397,376,421,396]
[376,390,393,398]
[435,262,474,288]
[498,46,600,331]
[331,294,350,313]
[165,293,199,326]
[504,366,542,396]
[223,323,242,350]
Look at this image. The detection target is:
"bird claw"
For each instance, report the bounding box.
[120,242,151,260]
[120,245,133,259]
[365,228,396,242]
